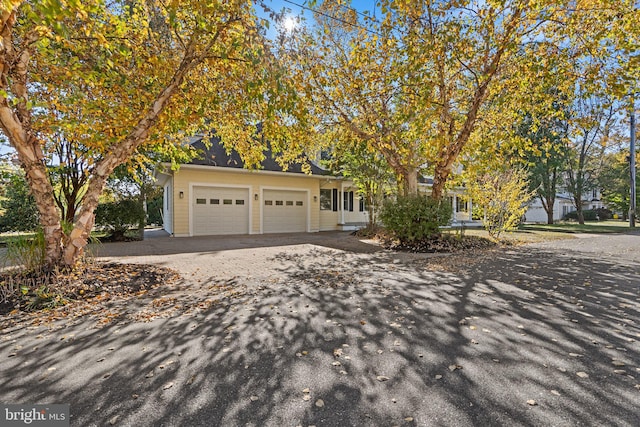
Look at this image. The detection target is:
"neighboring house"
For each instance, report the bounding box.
[525,189,607,223]
[155,134,369,237]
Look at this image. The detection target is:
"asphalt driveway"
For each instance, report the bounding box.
[1,231,639,426]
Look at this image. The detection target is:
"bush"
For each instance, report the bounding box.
[0,173,39,232]
[469,168,532,238]
[379,195,452,243]
[95,199,145,241]
[562,208,612,221]
[146,195,163,226]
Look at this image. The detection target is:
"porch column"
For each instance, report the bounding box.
[340,181,345,224]
[452,194,457,223]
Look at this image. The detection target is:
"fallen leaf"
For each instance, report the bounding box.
[332,361,341,366]
[550,390,560,396]
[404,417,414,422]
[250,396,259,402]
[315,399,325,408]
[435,375,443,380]
[109,415,119,425]
[576,372,589,378]
[612,360,625,367]
[163,382,174,390]
[302,395,311,401]
[527,400,537,406]
[302,388,310,393]
[376,376,390,382]
[614,369,626,375]
[448,364,462,372]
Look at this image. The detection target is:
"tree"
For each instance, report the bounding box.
[0,1,290,268]
[281,4,427,196]
[322,138,393,227]
[599,149,639,220]
[285,1,628,201]
[517,101,571,224]
[46,133,89,225]
[564,90,618,224]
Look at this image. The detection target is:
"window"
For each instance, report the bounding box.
[236,200,245,205]
[196,198,206,205]
[296,201,303,206]
[286,200,293,206]
[210,199,220,205]
[359,197,365,212]
[275,200,283,206]
[343,191,354,212]
[265,200,273,206]
[223,199,232,205]
[320,189,332,210]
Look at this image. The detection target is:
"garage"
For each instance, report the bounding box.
[263,189,307,233]
[192,186,249,235]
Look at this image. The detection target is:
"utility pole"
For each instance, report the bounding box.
[630,103,636,228]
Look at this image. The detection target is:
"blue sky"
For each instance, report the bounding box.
[260,0,378,35]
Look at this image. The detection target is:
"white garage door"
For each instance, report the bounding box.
[193,186,249,235]
[263,190,307,233]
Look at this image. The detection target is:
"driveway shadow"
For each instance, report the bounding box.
[90,231,385,259]
[1,245,638,426]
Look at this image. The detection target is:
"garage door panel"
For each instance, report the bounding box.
[263,190,307,233]
[193,186,249,235]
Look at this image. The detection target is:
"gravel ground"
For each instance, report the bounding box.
[1,231,639,427]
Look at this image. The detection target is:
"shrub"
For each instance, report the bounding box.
[95,198,145,241]
[0,173,39,232]
[379,195,452,243]
[146,195,163,226]
[469,168,533,238]
[562,208,612,221]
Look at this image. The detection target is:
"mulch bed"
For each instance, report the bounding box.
[376,232,498,253]
[0,262,180,321]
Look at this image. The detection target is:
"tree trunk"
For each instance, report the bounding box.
[431,165,448,200]
[547,209,554,225]
[17,137,64,266]
[577,208,585,224]
[544,195,555,224]
[403,166,418,196]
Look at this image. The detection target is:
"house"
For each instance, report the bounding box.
[525,189,607,223]
[154,134,369,237]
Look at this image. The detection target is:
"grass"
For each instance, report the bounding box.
[519,220,636,234]
[0,229,142,247]
[441,220,638,244]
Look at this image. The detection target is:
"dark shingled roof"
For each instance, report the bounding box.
[188,133,331,176]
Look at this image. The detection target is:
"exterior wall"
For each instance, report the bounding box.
[318,181,369,230]
[171,166,324,236]
[319,181,341,231]
[525,196,597,223]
